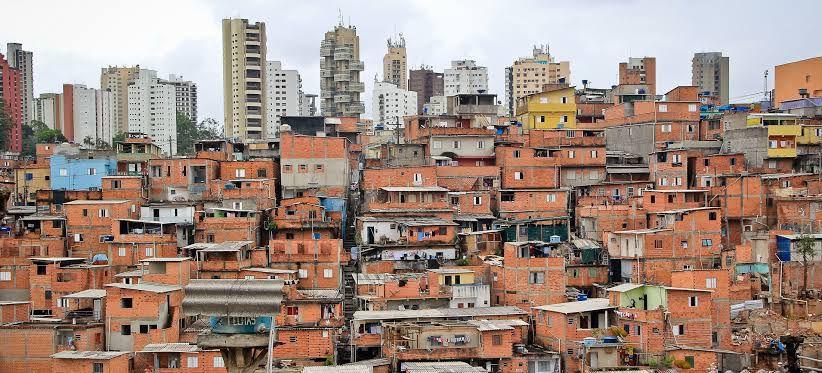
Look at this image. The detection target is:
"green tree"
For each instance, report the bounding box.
[20,120,67,156]
[796,234,818,294]
[112,132,125,144]
[176,113,222,155]
[0,99,12,151]
[35,128,67,143]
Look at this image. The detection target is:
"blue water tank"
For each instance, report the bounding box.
[577,293,588,301]
[602,336,619,344]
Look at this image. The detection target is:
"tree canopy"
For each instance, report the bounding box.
[177,113,222,155]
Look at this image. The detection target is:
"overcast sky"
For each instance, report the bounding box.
[2,0,820,126]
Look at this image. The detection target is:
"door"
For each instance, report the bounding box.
[367,227,375,245]
[93,299,102,320]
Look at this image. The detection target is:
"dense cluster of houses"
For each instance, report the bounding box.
[0,83,820,373]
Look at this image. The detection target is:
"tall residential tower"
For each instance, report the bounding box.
[320,23,365,118]
[222,18,268,140]
[6,43,33,126]
[408,66,444,114]
[100,65,140,135]
[503,45,570,116]
[692,52,729,105]
[444,60,488,97]
[383,34,407,90]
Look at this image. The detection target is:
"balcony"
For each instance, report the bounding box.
[347,102,365,113]
[350,61,365,71]
[334,51,352,61]
[320,91,334,99]
[334,73,350,82]
[321,69,334,78]
[334,94,351,103]
[349,82,365,92]
[320,43,333,57]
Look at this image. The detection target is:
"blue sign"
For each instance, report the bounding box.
[209,316,273,334]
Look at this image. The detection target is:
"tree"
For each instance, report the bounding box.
[0,99,12,151]
[796,234,817,295]
[176,113,223,155]
[20,120,67,156]
[112,132,125,144]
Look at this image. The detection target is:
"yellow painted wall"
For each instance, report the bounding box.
[515,88,577,130]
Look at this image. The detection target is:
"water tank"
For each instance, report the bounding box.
[582,337,596,347]
[577,293,588,301]
[549,235,561,243]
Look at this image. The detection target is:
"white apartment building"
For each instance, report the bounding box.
[371,81,417,127]
[95,90,116,146]
[127,69,177,155]
[33,93,60,129]
[422,95,447,116]
[265,60,302,138]
[444,60,489,96]
[72,85,99,145]
[164,74,198,122]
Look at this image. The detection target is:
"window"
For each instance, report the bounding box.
[298,164,307,172]
[323,269,333,278]
[661,124,672,132]
[93,363,103,373]
[568,150,575,159]
[708,211,717,220]
[298,269,308,278]
[235,169,246,178]
[658,104,668,112]
[529,271,545,284]
[730,158,736,166]
[768,160,777,169]
[476,141,485,149]
[546,194,556,202]
[213,357,225,368]
[452,141,461,149]
[701,239,713,247]
[689,296,698,307]
[514,171,524,180]
[0,272,10,281]
[87,168,97,175]
[492,334,502,345]
[561,115,568,123]
[589,170,599,180]
[315,164,324,172]
[413,173,423,184]
[681,241,689,249]
[706,277,717,289]
[145,246,154,257]
[121,298,133,308]
[473,196,482,205]
[121,325,132,335]
[685,356,695,368]
[98,209,109,218]
[501,192,515,202]
[591,150,597,158]
[187,356,198,368]
[118,247,126,257]
[74,233,84,242]
[688,104,697,112]
[561,96,568,104]
[283,165,292,173]
[257,169,267,177]
[654,239,663,249]
[139,324,149,333]
[513,150,520,158]
[59,168,68,176]
[82,209,88,217]
[432,140,441,149]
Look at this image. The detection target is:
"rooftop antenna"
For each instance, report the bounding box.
[337,9,343,26]
[763,69,769,102]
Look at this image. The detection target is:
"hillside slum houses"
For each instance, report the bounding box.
[0,87,820,373]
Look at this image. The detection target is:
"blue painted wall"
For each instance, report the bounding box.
[50,155,117,190]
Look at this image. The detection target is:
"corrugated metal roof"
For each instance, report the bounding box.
[303,365,372,373]
[105,282,182,293]
[63,289,107,299]
[532,298,615,314]
[297,289,342,300]
[140,343,200,353]
[198,241,255,252]
[51,351,130,360]
[403,361,488,372]
[380,186,449,192]
[467,319,529,331]
[183,279,284,317]
[607,283,644,293]
[354,306,525,321]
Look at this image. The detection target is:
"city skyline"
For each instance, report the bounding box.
[2,0,820,124]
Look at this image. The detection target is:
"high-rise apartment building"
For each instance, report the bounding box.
[300,93,317,116]
[222,18,268,140]
[57,84,116,145]
[163,74,198,122]
[33,93,61,129]
[0,52,22,152]
[371,81,417,126]
[504,45,570,116]
[6,43,33,126]
[444,60,489,97]
[619,57,656,97]
[265,60,302,138]
[100,65,140,134]
[692,52,729,105]
[408,66,444,114]
[320,23,365,118]
[383,35,407,90]
[128,70,177,155]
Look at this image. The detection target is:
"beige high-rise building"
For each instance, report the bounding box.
[692,52,729,105]
[503,45,570,116]
[100,65,140,135]
[383,35,407,90]
[222,18,267,140]
[320,23,365,118]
